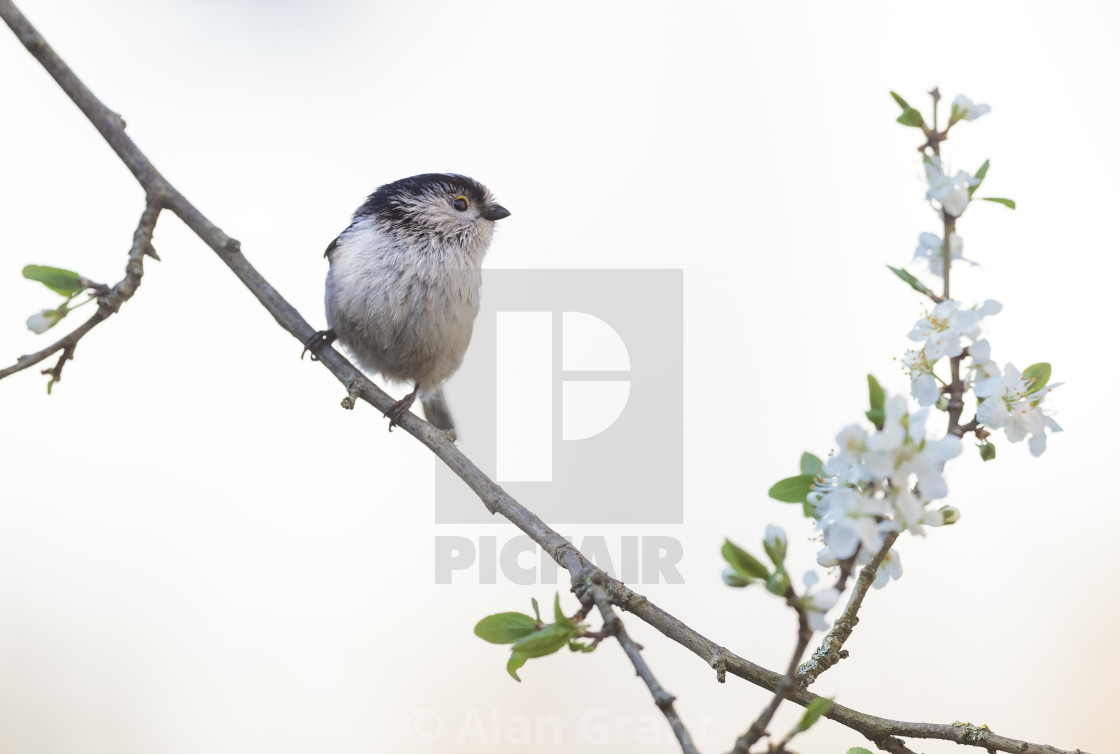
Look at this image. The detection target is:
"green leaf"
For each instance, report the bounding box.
[721,539,770,580]
[794,696,834,732]
[867,373,886,430]
[980,197,1016,209]
[801,500,819,519]
[768,474,816,503]
[978,440,996,462]
[507,652,528,681]
[530,597,541,622]
[969,159,990,197]
[22,265,85,296]
[889,91,911,111]
[867,374,885,412]
[799,452,823,476]
[886,265,938,300]
[847,748,874,754]
[553,592,574,629]
[568,640,596,653]
[896,108,925,127]
[1022,363,1051,393]
[474,612,539,644]
[510,624,575,658]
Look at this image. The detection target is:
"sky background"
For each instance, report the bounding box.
[1,1,1118,752]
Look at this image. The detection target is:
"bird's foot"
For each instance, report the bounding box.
[301,329,337,361]
[386,387,419,431]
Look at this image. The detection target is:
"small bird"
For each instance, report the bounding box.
[304,173,510,432]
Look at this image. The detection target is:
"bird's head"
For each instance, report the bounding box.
[356,173,510,252]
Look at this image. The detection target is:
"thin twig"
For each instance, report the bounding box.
[577,572,700,754]
[0,10,1090,754]
[797,532,899,687]
[0,311,103,381]
[731,589,813,752]
[0,198,162,383]
[952,417,983,438]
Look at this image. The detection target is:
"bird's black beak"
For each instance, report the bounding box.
[482,204,511,221]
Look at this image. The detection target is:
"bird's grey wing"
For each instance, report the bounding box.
[324,236,340,260]
[421,387,455,434]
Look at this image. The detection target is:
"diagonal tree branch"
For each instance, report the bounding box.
[0,4,1091,754]
[797,531,899,687]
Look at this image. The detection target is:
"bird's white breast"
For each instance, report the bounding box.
[324,217,490,395]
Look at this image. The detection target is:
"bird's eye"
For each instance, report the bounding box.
[452,195,469,212]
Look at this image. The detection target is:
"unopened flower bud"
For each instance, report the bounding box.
[26,308,64,334]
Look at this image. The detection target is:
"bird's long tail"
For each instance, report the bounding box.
[421,388,455,433]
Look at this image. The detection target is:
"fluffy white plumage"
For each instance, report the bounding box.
[320,174,509,430]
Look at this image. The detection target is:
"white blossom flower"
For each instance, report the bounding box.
[908,300,971,360]
[914,232,972,277]
[26,309,61,334]
[902,347,940,406]
[823,424,871,486]
[871,548,903,589]
[815,486,884,559]
[910,373,939,407]
[811,390,967,573]
[905,300,1001,402]
[925,158,979,217]
[975,363,1063,456]
[951,94,991,122]
[964,338,1000,391]
[864,400,962,501]
[816,546,839,568]
[889,487,948,535]
[802,572,841,632]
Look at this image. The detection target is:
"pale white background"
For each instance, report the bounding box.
[1,1,1117,752]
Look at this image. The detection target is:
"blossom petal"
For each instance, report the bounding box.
[911,374,939,406]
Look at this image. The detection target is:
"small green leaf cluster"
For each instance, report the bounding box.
[766,450,825,521]
[889,91,925,129]
[474,594,594,682]
[721,527,791,597]
[22,264,98,336]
